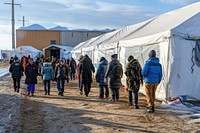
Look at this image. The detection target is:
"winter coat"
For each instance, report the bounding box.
[125,59,142,91]
[25,63,38,84]
[41,63,53,81]
[142,57,162,83]
[105,59,122,88]
[96,59,108,86]
[9,61,24,78]
[79,57,95,83]
[69,59,76,73]
[54,65,68,79]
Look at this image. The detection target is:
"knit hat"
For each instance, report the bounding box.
[111,54,118,58]
[100,57,105,62]
[148,50,156,58]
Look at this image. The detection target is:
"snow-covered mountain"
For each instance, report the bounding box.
[19,24,47,30]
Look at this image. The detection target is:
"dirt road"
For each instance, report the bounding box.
[1,75,200,133]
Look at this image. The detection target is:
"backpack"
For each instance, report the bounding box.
[130,61,141,80]
[113,64,123,79]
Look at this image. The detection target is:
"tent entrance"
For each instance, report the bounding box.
[50,49,60,59]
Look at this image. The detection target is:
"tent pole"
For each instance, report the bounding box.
[165,37,171,101]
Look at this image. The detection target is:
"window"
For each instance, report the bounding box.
[50,40,56,45]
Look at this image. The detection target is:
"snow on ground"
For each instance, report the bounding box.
[159,101,200,124]
[0,67,9,77]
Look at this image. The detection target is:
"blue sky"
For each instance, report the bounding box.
[0,0,199,50]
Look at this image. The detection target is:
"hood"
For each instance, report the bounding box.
[147,57,160,64]
[101,59,108,65]
[44,63,51,67]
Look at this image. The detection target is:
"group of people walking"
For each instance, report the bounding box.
[94,50,162,113]
[9,49,162,113]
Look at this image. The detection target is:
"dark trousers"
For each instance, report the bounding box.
[99,85,109,98]
[44,80,50,94]
[111,88,120,101]
[83,82,91,96]
[13,78,20,92]
[128,90,138,106]
[70,72,75,80]
[56,78,65,94]
[79,80,83,92]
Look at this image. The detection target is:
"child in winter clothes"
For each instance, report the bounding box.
[41,59,53,95]
[54,60,69,96]
[25,58,38,96]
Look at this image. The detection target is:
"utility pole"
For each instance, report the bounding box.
[5,0,21,49]
[18,16,29,26]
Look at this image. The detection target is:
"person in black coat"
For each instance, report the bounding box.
[69,58,76,80]
[25,58,38,96]
[9,57,24,93]
[79,55,95,97]
[54,60,69,96]
[105,54,123,101]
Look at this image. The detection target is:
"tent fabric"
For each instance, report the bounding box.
[13,46,42,59]
[72,2,200,101]
[43,45,73,59]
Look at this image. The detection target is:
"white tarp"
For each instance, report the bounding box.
[72,2,200,101]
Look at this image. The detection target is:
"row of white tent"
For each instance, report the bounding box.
[1,46,42,61]
[71,2,200,101]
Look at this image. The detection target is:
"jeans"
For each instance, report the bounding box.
[27,84,35,93]
[13,78,21,91]
[111,88,120,101]
[44,80,50,94]
[57,78,65,94]
[79,80,83,92]
[83,83,91,96]
[99,85,109,98]
[128,90,138,106]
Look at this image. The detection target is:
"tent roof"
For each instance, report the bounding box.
[16,46,42,53]
[73,2,200,52]
[43,45,73,52]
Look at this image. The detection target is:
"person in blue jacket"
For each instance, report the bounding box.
[96,57,109,99]
[142,50,162,113]
[41,58,53,95]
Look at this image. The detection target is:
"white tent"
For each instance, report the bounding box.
[72,2,200,101]
[15,46,42,59]
[43,45,73,60]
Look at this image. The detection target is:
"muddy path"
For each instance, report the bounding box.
[1,75,200,133]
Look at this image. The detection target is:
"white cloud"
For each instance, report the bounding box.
[160,0,199,5]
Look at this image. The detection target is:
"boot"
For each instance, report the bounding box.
[147,106,154,113]
[134,105,139,109]
[128,102,133,106]
[152,106,155,112]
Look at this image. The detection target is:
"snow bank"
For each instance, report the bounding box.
[159,101,200,124]
[0,67,9,77]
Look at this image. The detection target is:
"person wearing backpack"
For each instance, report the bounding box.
[105,54,123,101]
[54,60,69,96]
[125,55,143,109]
[41,58,53,95]
[142,50,162,113]
[96,57,109,99]
[9,57,24,93]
